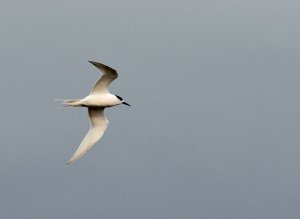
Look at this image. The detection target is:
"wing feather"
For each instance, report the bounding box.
[89,61,118,94]
[66,107,108,165]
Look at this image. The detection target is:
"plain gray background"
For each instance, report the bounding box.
[0,0,299,218]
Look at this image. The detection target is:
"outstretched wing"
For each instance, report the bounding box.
[89,61,118,94]
[67,107,108,165]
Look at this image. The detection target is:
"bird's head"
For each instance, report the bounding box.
[115,95,131,107]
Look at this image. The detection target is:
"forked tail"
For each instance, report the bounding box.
[54,99,81,107]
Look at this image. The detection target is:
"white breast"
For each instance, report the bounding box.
[81,93,121,107]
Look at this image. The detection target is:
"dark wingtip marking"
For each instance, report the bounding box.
[88,60,99,66]
[88,61,118,74]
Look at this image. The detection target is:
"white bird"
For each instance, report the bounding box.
[57,61,130,165]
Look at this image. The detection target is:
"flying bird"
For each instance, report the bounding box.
[57,61,130,165]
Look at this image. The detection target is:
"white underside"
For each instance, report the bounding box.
[75,93,122,107]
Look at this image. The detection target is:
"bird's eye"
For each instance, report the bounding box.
[115,95,123,101]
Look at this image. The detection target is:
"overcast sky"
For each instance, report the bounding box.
[0,0,300,218]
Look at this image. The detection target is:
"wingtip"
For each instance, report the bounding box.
[88,60,117,73]
[88,60,103,68]
[66,149,88,166]
[66,156,77,166]
[88,60,98,65]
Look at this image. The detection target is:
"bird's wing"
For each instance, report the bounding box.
[89,61,118,94]
[67,107,108,165]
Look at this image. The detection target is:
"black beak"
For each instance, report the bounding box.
[122,101,131,107]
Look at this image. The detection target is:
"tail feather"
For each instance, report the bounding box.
[54,98,81,106]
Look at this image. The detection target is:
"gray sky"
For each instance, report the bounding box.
[0,0,300,218]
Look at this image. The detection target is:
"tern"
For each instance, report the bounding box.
[57,61,130,165]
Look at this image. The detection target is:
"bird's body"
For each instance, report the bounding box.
[58,61,130,165]
[64,93,122,108]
